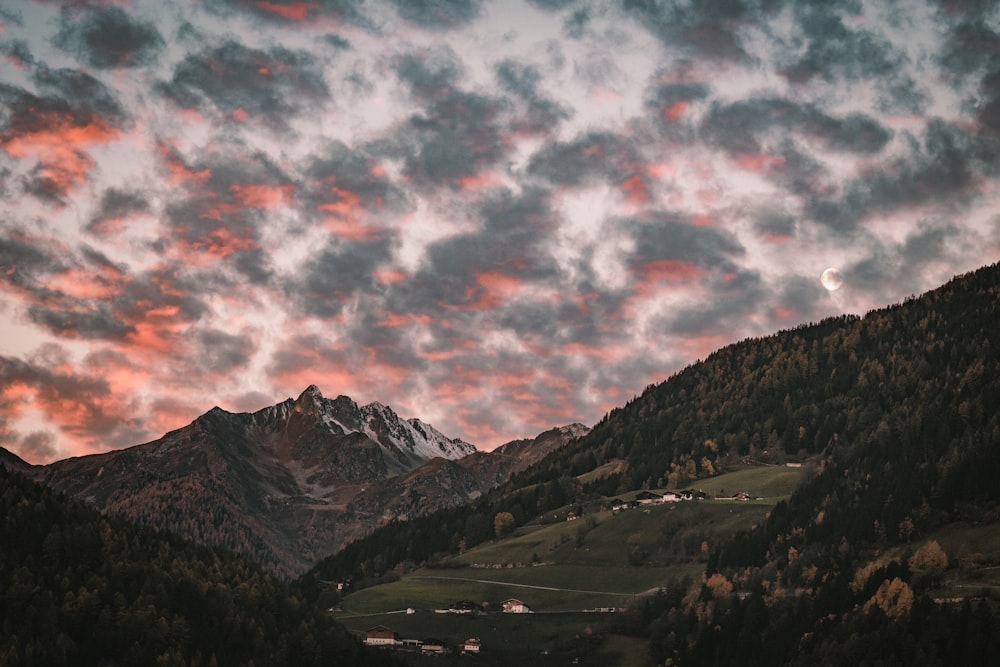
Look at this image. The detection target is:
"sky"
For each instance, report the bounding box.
[2,0,1000,464]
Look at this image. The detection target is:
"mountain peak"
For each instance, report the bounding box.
[298,384,324,400]
[292,385,326,414]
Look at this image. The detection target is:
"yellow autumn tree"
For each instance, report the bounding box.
[705,573,733,598]
[493,512,515,538]
[909,540,948,581]
[863,577,914,619]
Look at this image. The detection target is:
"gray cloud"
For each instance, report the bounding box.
[938,20,1000,78]
[289,237,396,318]
[158,40,329,131]
[0,232,59,291]
[87,188,151,234]
[527,131,645,186]
[701,97,891,157]
[496,59,572,133]
[302,140,408,219]
[780,4,904,84]
[54,5,164,69]
[621,0,763,62]
[630,213,745,269]
[806,120,994,231]
[662,276,765,337]
[196,329,256,374]
[31,67,130,126]
[389,0,484,29]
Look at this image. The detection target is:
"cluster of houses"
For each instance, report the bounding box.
[610,489,709,510]
[364,625,481,655]
[363,599,532,654]
[432,598,531,614]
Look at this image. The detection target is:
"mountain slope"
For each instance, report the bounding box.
[0,463,401,667]
[27,386,585,578]
[340,424,591,539]
[29,385,477,578]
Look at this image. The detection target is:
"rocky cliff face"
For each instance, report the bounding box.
[338,424,591,543]
[19,386,587,578]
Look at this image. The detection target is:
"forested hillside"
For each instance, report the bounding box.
[304,263,1000,664]
[0,465,401,667]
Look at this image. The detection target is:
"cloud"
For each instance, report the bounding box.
[208,0,373,27]
[621,0,762,63]
[54,5,164,69]
[701,97,892,158]
[805,120,994,231]
[301,140,408,235]
[938,19,1000,78]
[195,329,257,375]
[158,40,329,131]
[389,0,483,30]
[495,59,572,134]
[0,350,147,460]
[527,131,646,187]
[87,188,152,235]
[0,231,60,292]
[778,4,904,84]
[386,48,518,187]
[0,68,129,203]
[156,142,294,282]
[287,236,396,318]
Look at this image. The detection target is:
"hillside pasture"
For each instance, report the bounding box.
[685,463,807,499]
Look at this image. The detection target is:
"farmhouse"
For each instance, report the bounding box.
[635,491,662,505]
[364,625,397,646]
[421,638,447,654]
[502,598,531,613]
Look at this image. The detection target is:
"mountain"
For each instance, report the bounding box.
[25,385,585,578]
[0,464,401,667]
[339,423,590,542]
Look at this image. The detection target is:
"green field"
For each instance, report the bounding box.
[336,465,807,665]
[679,463,808,499]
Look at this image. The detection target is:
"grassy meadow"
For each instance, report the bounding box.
[333,464,809,665]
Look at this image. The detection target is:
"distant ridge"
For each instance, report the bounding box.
[27,385,586,578]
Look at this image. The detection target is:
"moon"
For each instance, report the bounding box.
[820,267,844,291]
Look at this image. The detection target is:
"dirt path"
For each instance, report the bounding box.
[410,575,638,596]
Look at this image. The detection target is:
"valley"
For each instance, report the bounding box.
[330,464,805,664]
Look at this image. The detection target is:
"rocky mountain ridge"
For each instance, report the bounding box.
[8,386,587,578]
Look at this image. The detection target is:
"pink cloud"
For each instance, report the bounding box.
[442,271,525,310]
[457,170,502,191]
[45,264,124,301]
[1,111,123,201]
[373,269,408,285]
[663,100,688,121]
[377,311,432,327]
[733,153,785,173]
[621,174,650,205]
[158,143,211,185]
[255,1,319,21]
[230,183,295,209]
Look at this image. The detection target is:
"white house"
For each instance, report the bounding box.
[364,625,397,646]
[502,598,531,613]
